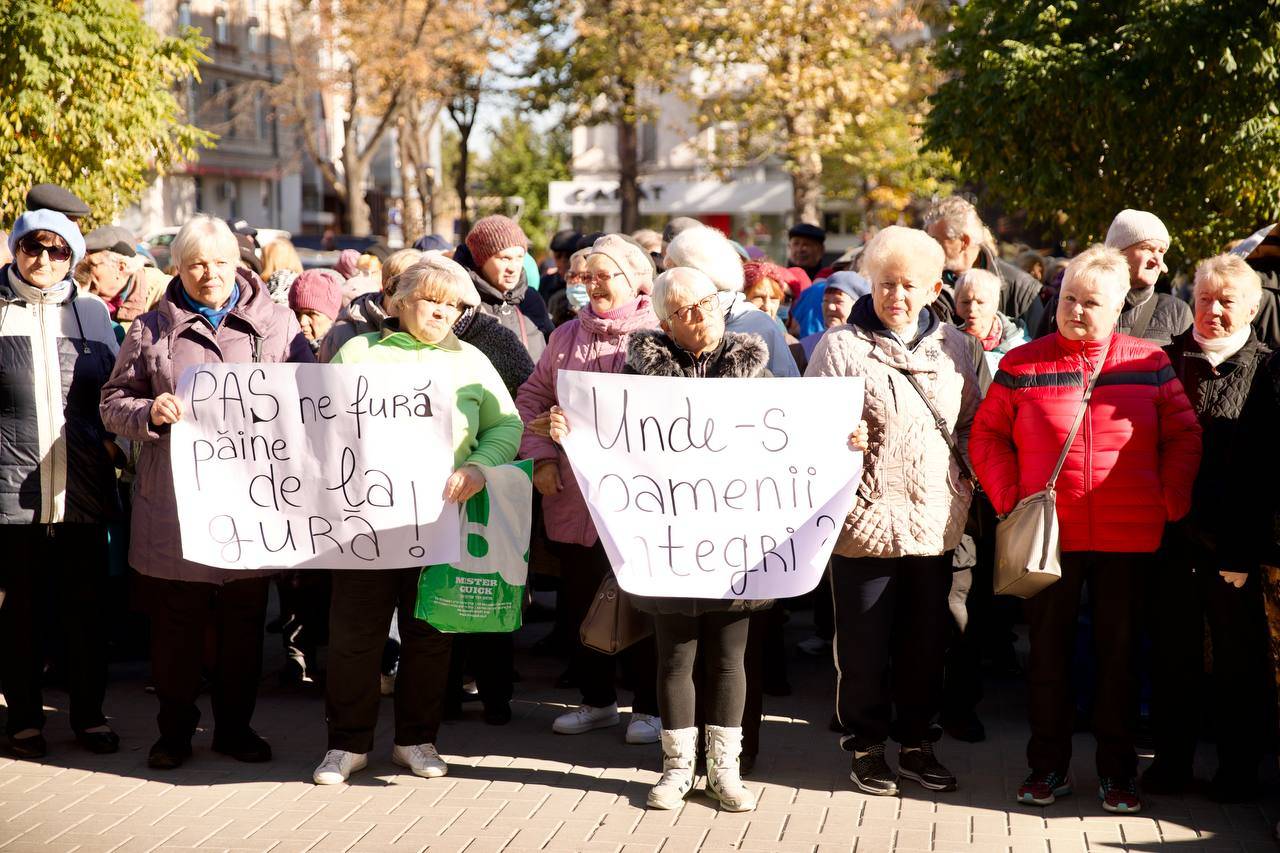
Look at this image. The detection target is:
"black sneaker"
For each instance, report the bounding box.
[850,743,899,796]
[898,742,957,791]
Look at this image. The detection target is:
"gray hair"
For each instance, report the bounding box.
[955,268,1002,302]
[924,196,985,242]
[388,254,479,309]
[1194,253,1263,307]
[664,226,744,292]
[652,267,717,323]
[170,214,239,271]
[1062,244,1131,308]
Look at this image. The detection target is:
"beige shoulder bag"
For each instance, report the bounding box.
[994,344,1108,598]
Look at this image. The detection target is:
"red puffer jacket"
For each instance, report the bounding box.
[970,331,1202,554]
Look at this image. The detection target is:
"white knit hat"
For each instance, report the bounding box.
[1105,209,1170,251]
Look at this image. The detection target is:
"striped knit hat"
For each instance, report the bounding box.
[464,215,528,268]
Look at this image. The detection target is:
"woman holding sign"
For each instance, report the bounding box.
[970,245,1201,814]
[313,255,523,786]
[804,226,986,798]
[100,215,314,770]
[515,234,663,745]
[547,267,870,811]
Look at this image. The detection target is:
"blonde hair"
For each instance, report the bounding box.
[1062,244,1131,308]
[665,227,744,292]
[260,239,303,279]
[170,215,238,271]
[381,248,424,293]
[861,225,946,285]
[357,253,382,276]
[1194,253,1263,307]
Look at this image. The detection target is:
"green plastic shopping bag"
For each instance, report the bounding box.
[416,460,533,633]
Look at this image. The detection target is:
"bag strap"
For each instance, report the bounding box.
[1046,342,1110,490]
[895,368,977,485]
[1128,291,1158,340]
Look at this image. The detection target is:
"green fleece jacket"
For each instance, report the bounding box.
[332,328,523,469]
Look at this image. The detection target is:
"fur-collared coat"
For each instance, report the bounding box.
[623,329,775,616]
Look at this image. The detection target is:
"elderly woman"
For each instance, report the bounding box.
[288,269,343,353]
[805,225,985,797]
[1144,253,1276,802]
[543,267,768,811]
[955,268,1028,373]
[792,272,870,373]
[312,255,523,785]
[454,215,553,357]
[100,215,314,770]
[0,211,121,760]
[515,234,662,744]
[970,244,1201,814]
[665,227,800,377]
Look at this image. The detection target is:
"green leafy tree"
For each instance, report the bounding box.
[926,0,1280,262]
[476,114,571,255]
[0,0,213,225]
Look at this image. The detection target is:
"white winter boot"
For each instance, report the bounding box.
[646,727,698,809]
[704,725,757,812]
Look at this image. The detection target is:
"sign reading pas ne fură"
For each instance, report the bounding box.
[556,371,864,600]
[170,363,460,570]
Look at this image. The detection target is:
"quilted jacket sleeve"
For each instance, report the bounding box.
[1154,351,1203,522]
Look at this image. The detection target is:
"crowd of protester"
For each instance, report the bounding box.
[5,181,1280,821]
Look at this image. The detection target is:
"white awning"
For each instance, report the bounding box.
[549,178,793,216]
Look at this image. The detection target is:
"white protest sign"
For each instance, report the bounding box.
[556,371,864,600]
[171,363,460,570]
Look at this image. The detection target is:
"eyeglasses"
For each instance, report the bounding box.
[578,271,626,287]
[17,235,72,262]
[565,271,591,284]
[671,294,720,324]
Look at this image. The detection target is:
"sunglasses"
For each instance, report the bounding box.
[17,235,72,262]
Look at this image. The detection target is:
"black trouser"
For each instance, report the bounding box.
[831,552,953,750]
[943,531,998,718]
[0,523,110,736]
[654,611,751,729]
[326,568,451,752]
[448,632,514,708]
[142,574,270,744]
[1025,551,1144,778]
[558,542,658,715]
[277,571,331,673]
[1147,531,1274,779]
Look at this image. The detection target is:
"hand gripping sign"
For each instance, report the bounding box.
[171,363,461,570]
[556,371,864,600]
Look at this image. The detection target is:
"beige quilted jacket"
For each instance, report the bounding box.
[805,308,983,559]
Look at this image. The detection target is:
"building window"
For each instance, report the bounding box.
[214,8,229,43]
[247,22,259,52]
[177,0,190,29]
[213,79,233,137]
[638,120,658,166]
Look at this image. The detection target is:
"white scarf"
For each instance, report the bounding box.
[8,267,72,304]
[1192,325,1251,367]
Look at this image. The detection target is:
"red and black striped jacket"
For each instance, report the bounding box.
[970,331,1202,554]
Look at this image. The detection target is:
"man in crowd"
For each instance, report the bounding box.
[786,223,828,282]
[924,196,1043,332]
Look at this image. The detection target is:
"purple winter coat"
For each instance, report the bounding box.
[100,271,315,584]
[515,296,659,547]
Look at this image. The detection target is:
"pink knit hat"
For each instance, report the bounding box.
[288,269,343,320]
[464,215,528,268]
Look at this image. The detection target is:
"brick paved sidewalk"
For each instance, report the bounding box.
[2,608,1278,852]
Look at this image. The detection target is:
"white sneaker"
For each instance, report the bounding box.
[379,673,395,696]
[313,749,368,785]
[391,742,448,778]
[552,703,620,734]
[797,635,831,656]
[625,713,662,745]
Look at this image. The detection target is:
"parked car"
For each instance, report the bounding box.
[141,226,180,272]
